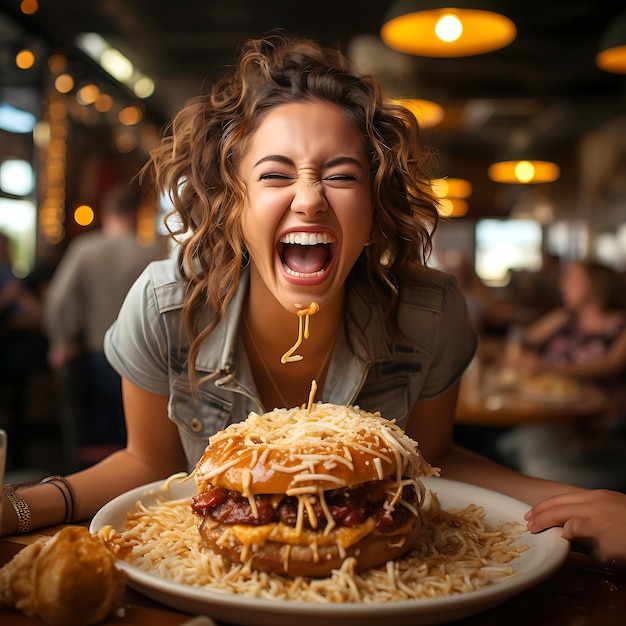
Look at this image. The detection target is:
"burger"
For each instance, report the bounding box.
[190,403,438,577]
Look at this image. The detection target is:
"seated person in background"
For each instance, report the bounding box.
[499,260,626,490]
[0,231,47,377]
[0,232,43,337]
[517,260,626,416]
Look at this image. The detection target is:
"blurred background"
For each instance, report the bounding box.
[1,1,625,482]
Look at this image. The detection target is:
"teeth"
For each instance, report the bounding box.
[283,266,326,278]
[280,232,335,246]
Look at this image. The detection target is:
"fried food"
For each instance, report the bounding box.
[0,525,127,626]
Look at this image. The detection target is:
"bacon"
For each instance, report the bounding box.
[191,486,274,525]
[191,482,418,532]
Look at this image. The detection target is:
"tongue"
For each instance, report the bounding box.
[282,244,329,274]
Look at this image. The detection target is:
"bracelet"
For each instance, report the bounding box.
[41,479,70,523]
[3,485,32,534]
[40,475,77,523]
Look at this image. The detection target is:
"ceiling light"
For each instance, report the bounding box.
[15,49,36,70]
[20,0,39,15]
[0,159,35,196]
[391,97,444,127]
[488,159,560,184]
[75,32,155,98]
[596,11,626,74]
[437,198,469,217]
[432,176,472,217]
[54,73,74,94]
[0,103,36,133]
[431,177,473,198]
[381,1,517,57]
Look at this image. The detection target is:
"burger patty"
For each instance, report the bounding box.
[190,482,418,533]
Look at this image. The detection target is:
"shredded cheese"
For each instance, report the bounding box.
[107,486,530,603]
[307,379,317,414]
[196,404,437,499]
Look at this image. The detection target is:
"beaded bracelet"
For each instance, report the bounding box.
[3,485,31,534]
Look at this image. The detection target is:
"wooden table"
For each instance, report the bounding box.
[456,378,609,427]
[2,526,626,626]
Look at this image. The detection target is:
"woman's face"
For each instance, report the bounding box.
[238,100,373,314]
[559,262,592,310]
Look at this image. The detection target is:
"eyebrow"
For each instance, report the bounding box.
[253,155,365,170]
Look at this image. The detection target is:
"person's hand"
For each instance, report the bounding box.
[525,489,626,567]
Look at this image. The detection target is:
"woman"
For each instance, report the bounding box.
[519,260,626,395]
[499,260,626,489]
[2,33,622,566]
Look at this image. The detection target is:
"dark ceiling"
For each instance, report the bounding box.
[1,0,626,213]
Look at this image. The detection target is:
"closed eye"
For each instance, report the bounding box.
[257,173,295,185]
[325,174,358,181]
[323,173,360,188]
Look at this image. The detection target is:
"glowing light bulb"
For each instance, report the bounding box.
[514,160,535,183]
[435,14,463,43]
[74,204,94,226]
[15,49,35,70]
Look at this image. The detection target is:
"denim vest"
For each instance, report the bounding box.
[105,258,476,470]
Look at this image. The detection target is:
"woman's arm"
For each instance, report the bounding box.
[403,382,459,465]
[523,308,569,347]
[405,381,581,505]
[69,379,187,520]
[436,445,581,505]
[1,379,186,535]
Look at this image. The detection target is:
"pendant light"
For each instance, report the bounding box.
[596,11,626,74]
[381,1,517,57]
[432,176,472,217]
[488,159,560,184]
[488,130,560,185]
[391,97,445,127]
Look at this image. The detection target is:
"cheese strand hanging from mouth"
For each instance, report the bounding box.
[280,302,319,363]
[306,379,318,415]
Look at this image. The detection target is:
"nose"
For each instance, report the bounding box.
[290,181,328,217]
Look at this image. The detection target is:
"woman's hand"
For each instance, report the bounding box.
[525,489,626,567]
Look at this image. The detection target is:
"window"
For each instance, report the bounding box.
[475,219,543,286]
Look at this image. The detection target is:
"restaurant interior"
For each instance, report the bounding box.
[1,1,626,484]
[2,2,626,625]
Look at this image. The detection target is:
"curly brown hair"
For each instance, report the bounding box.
[143,32,439,384]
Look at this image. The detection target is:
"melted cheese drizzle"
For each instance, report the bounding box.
[280,302,319,363]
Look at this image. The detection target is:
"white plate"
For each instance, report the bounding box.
[90,477,569,626]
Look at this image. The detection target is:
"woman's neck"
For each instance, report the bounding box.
[242,278,344,410]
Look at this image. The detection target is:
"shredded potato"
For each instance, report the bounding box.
[100,489,529,603]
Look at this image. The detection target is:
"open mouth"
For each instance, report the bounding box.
[278,231,336,279]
